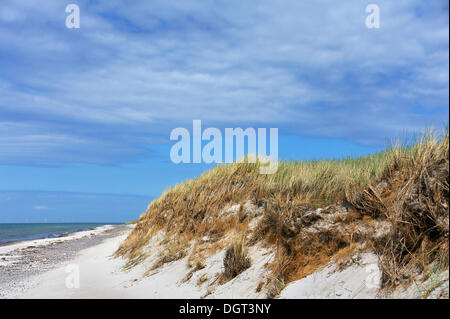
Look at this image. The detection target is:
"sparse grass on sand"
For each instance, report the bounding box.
[116,130,449,297]
[221,234,251,282]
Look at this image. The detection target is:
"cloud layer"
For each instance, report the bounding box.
[0,0,448,165]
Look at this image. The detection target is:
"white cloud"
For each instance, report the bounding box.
[33,205,48,211]
[0,0,448,164]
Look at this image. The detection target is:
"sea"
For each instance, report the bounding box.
[0,223,116,245]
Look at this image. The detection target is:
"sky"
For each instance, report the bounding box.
[0,0,448,222]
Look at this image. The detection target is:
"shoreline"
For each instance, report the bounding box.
[0,225,118,256]
[0,224,131,298]
[2,225,270,299]
[0,224,118,247]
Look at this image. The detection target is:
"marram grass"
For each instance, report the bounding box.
[117,129,448,294]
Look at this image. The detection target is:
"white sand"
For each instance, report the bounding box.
[20,229,272,299]
[20,229,205,298]
[21,231,137,298]
[279,253,381,299]
[13,229,385,299]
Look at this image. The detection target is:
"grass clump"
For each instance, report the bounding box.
[222,235,251,281]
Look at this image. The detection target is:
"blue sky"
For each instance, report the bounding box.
[0,1,448,222]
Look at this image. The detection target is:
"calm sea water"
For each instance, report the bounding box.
[0,223,115,244]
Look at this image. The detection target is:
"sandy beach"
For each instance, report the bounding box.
[1,220,447,299]
[0,223,274,299]
[1,224,211,299]
[0,225,131,298]
[0,222,384,299]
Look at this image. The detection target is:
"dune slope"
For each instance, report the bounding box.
[117,132,449,298]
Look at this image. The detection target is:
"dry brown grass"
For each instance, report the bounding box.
[259,212,353,298]
[116,148,396,264]
[117,129,449,296]
[349,131,449,287]
[221,234,251,281]
[332,243,361,269]
[196,274,209,286]
[150,244,189,272]
[116,163,259,267]
[266,275,285,299]
[181,259,206,283]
